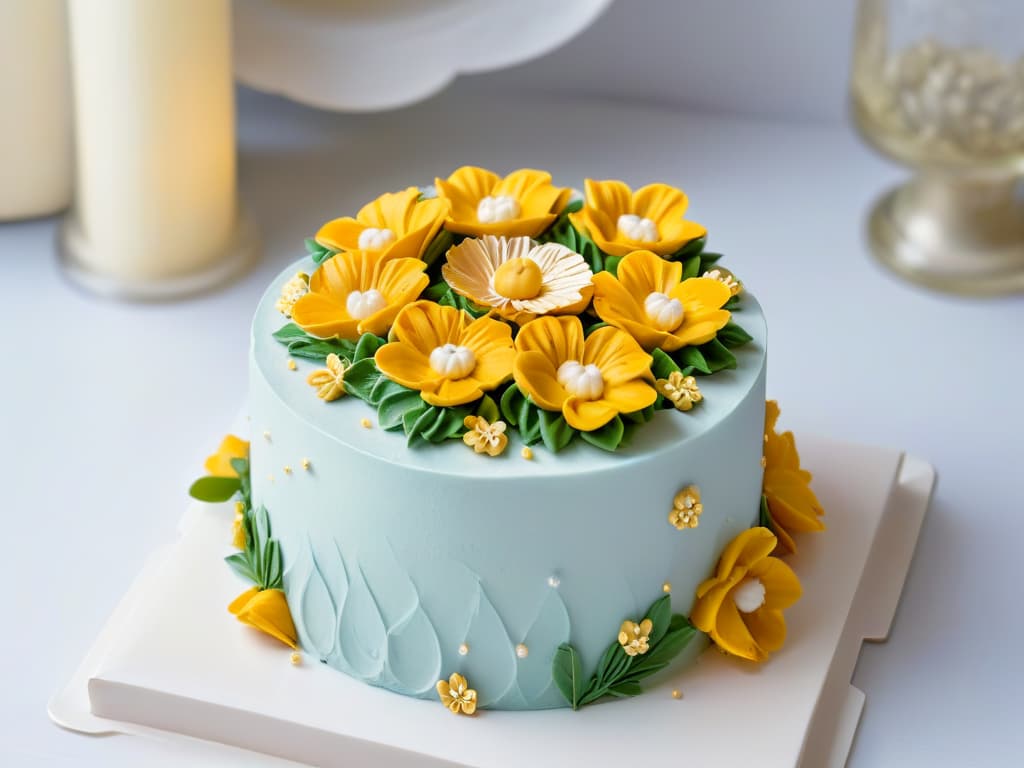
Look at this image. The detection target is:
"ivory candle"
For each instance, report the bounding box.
[63,0,250,295]
[0,0,72,220]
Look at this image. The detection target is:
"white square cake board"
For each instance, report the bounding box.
[49,434,933,768]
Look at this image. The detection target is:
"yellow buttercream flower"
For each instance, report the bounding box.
[669,485,702,529]
[691,527,802,663]
[592,250,731,352]
[618,618,653,656]
[290,250,429,340]
[512,315,656,432]
[657,371,703,412]
[435,166,572,238]
[442,235,594,324]
[315,187,449,262]
[763,401,825,554]
[204,435,249,478]
[307,353,348,401]
[436,672,478,715]
[228,587,298,649]
[375,301,515,407]
[569,178,706,257]
[462,415,509,456]
[232,501,246,549]
[275,271,309,316]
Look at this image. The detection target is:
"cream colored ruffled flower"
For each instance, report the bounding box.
[275,272,309,316]
[703,268,742,297]
[462,415,509,456]
[669,485,702,529]
[656,371,703,412]
[618,618,653,656]
[436,673,478,715]
[306,353,347,401]
[442,235,594,324]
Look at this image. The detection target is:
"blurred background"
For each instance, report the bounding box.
[3,1,1023,766]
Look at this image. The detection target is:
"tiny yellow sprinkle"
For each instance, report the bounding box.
[760,456,767,468]
[662,581,672,594]
[301,458,311,470]
[267,474,274,483]
[361,418,372,429]
[287,359,297,371]
[283,465,292,475]
[672,689,682,700]
[521,446,533,460]
[234,500,245,515]
[290,652,302,666]
[263,430,271,441]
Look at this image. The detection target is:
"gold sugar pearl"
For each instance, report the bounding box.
[521,446,533,460]
[515,643,529,659]
[672,689,682,700]
[458,643,470,656]
[361,418,373,429]
[287,359,297,371]
[290,652,302,666]
[263,430,272,441]
[662,582,672,594]
[301,458,311,470]
[283,465,293,475]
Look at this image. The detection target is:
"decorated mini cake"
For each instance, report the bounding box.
[189,167,824,713]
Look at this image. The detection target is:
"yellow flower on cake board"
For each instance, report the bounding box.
[691,526,802,663]
[442,235,594,324]
[290,250,429,340]
[570,178,706,257]
[436,672,478,715]
[435,166,573,238]
[314,187,449,262]
[204,435,249,478]
[512,315,657,432]
[592,250,731,352]
[374,301,515,407]
[229,587,298,649]
[763,400,825,554]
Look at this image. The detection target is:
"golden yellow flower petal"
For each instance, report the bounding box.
[562,397,618,432]
[493,168,565,219]
[582,325,653,386]
[601,380,658,415]
[632,183,690,226]
[749,556,802,612]
[583,178,633,220]
[203,434,250,477]
[512,351,569,412]
[713,595,764,662]
[314,217,363,252]
[763,400,825,554]
[742,608,787,655]
[515,315,586,367]
[230,587,298,649]
[374,343,439,391]
[673,276,732,311]
[616,249,683,298]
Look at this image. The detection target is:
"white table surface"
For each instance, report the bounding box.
[3,83,1023,767]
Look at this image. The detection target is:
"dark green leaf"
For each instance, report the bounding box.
[377,389,424,431]
[551,643,585,710]
[583,321,609,337]
[603,255,622,276]
[681,256,701,280]
[562,198,583,214]
[675,346,711,375]
[671,236,706,261]
[699,338,737,373]
[272,323,355,363]
[420,230,456,268]
[718,321,753,348]
[650,348,682,380]
[607,680,643,698]
[538,410,576,453]
[579,415,625,452]
[724,294,742,311]
[189,476,241,503]
[339,358,381,402]
[476,395,500,423]
[759,494,774,530]
[645,595,673,646]
[353,332,386,363]
[225,552,257,584]
[499,383,524,426]
[627,623,697,680]
[700,252,723,268]
[421,406,470,443]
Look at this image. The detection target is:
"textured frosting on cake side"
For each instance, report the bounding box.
[249,258,767,710]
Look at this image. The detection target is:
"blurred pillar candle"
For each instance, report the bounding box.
[61,0,254,298]
[0,0,72,220]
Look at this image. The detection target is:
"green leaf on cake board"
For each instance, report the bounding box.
[188,476,241,503]
[552,643,585,710]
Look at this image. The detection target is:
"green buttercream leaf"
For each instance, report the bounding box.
[603,255,622,276]
[562,198,583,214]
[672,236,706,261]
[499,384,523,426]
[304,237,337,266]
[377,389,424,431]
[583,321,609,337]
[404,404,470,445]
[420,230,456,268]
[538,410,576,453]
[718,320,753,348]
[339,358,381,402]
[675,346,711,375]
[700,252,723,268]
[423,279,490,317]
[272,323,356,363]
[353,332,386,363]
[607,680,644,698]
[476,395,500,423]
[681,255,701,280]
[725,294,742,311]
[225,552,257,584]
[624,622,697,681]
[700,338,737,373]
[579,416,625,451]
[646,595,673,646]
[188,476,241,503]
[760,494,774,530]
[651,348,683,380]
[552,643,585,710]
[498,385,544,443]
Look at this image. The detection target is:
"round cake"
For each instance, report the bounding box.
[193,167,823,714]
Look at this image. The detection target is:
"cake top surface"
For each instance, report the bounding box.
[251,167,765,476]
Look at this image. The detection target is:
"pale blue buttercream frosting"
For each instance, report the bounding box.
[250,258,767,709]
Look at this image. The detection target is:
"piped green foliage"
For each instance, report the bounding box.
[554,594,698,710]
[272,323,360,363]
[226,504,283,591]
[305,237,337,266]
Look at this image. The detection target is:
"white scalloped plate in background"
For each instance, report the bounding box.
[232,0,612,112]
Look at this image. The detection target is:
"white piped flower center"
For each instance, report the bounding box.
[357,227,396,250]
[617,213,659,243]
[644,291,685,331]
[733,578,767,614]
[477,195,521,224]
[557,360,604,400]
[345,288,386,320]
[429,343,476,379]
